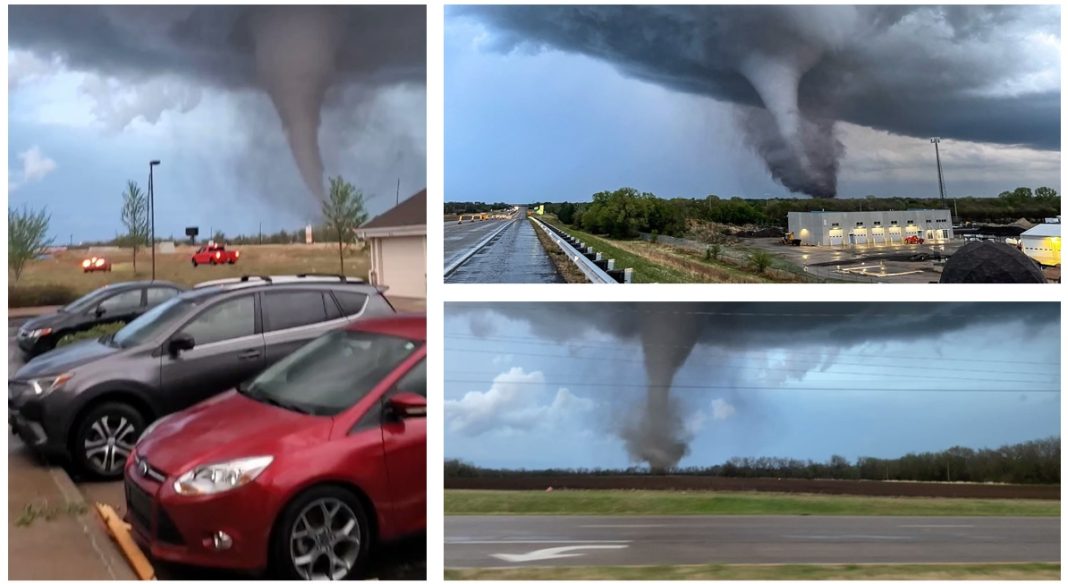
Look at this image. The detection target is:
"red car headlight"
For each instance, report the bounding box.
[174,456,274,496]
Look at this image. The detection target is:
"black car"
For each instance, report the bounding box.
[16,281,185,358]
[9,275,395,479]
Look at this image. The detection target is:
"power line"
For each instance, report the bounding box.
[444,333,1059,367]
[444,346,1058,378]
[443,378,1059,394]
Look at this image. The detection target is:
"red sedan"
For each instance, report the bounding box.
[82,256,112,272]
[125,315,426,578]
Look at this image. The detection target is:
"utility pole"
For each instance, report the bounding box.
[149,160,161,280]
[259,221,262,246]
[395,177,400,206]
[930,138,946,206]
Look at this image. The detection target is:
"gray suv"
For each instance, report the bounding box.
[9,275,395,479]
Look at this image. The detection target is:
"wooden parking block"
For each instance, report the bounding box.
[95,503,155,580]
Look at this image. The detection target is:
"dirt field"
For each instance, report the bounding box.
[13,243,369,298]
[445,476,1058,500]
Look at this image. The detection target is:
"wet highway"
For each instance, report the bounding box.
[445,515,1060,568]
[444,216,562,283]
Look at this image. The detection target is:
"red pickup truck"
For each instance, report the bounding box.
[191,243,240,266]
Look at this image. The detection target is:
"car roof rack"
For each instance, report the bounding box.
[193,275,272,289]
[294,273,365,283]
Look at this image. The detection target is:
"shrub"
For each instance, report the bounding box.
[57,322,126,347]
[9,284,80,308]
[650,229,659,243]
[706,244,722,261]
[748,250,773,273]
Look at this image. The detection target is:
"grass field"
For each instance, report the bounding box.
[444,489,1060,517]
[10,244,369,306]
[540,216,788,283]
[445,562,1061,580]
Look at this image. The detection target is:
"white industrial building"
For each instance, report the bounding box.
[1018,220,1060,266]
[787,209,953,247]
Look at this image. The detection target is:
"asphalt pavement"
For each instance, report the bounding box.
[444,515,1060,568]
[444,218,562,283]
[8,315,425,579]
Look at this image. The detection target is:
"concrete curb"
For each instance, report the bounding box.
[48,467,137,580]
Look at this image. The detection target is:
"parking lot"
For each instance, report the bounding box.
[9,313,426,580]
[745,238,966,283]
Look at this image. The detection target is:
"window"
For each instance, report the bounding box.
[263,291,328,332]
[333,291,368,317]
[394,359,426,397]
[146,287,178,307]
[99,290,142,313]
[324,294,342,320]
[182,296,255,345]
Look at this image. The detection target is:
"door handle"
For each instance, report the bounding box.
[237,350,262,361]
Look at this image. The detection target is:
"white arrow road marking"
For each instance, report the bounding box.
[493,544,629,563]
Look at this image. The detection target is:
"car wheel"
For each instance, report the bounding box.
[272,486,371,580]
[191,259,198,267]
[73,402,145,480]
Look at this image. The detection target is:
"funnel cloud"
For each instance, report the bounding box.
[449,303,1059,471]
[452,5,1059,198]
[10,5,426,213]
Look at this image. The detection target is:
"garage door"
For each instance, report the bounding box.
[379,236,426,299]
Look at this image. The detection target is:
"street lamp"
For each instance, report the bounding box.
[149,160,161,280]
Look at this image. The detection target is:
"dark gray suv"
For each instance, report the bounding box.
[9,275,395,479]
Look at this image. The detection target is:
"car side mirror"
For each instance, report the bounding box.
[167,333,196,356]
[94,305,106,318]
[387,392,426,419]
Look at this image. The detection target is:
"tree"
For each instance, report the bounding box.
[120,180,149,273]
[1034,186,1058,201]
[321,176,369,276]
[9,206,54,283]
[748,250,773,273]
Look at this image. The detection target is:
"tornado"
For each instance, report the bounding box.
[622,305,702,472]
[250,6,343,203]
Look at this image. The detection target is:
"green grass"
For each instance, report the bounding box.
[445,562,1060,580]
[445,489,1060,517]
[540,217,693,283]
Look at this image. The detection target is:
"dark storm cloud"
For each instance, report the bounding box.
[450,302,1058,470]
[10,5,425,209]
[454,5,1059,197]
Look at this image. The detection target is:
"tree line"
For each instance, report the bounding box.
[532,186,1061,241]
[445,436,1059,485]
[445,201,512,215]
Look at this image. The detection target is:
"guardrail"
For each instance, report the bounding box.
[530,216,632,284]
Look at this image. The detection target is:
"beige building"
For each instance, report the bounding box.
[357,189,426,299]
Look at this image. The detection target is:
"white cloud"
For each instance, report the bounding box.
[445,366,593,436]
[79,75,203,131]
[710,398,736,421]
[8,50,61,90]
[10,146,58,192]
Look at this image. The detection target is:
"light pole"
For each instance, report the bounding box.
[149,160,161,280]
[930,138,946,206]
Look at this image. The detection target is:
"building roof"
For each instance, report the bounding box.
[360,189,426,230]
[1021,223,1060,238]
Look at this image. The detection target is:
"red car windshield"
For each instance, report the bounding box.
[240,329,420,416]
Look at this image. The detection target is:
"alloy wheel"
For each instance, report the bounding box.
[82,415,138,475]
[289,498,361,580]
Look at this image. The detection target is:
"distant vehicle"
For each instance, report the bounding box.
[191,244,239,266]
[127,314,426,579]
[15,281,184,358]
[9,275,395,479]
[82,256,112,272]
[904,235,925,245]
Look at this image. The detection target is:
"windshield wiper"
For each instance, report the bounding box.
[240,386,313,415]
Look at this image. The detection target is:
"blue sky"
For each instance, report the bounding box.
[444,6,1060,203]
[444,303,1060,470]
[8,6,425,243]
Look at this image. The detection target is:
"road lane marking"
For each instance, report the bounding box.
[899,524,975,528]
[783,535,912,541]
[492,545,629,563]
[447,540,630,545]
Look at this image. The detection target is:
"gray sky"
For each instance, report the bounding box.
[445,5,1059,202]
[9,5,426,242]
[445,303,1060,470]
